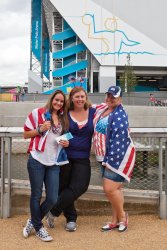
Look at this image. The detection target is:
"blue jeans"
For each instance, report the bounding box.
[101,165,125,182]
[27,154,60,232]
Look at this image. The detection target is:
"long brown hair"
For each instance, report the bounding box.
[67,87,91,110]
[45,90,69,133]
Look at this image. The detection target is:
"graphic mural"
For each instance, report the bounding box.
[50,0,167,67]
[82,13,154,59]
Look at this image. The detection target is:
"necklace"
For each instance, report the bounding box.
[52,122,61,134]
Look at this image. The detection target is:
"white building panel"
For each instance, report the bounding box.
[51,0,167,67]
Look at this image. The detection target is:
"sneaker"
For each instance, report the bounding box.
[46,212,55,228]
[65,222,77,232]
[23,219,34,238]
[36,227,53,242]
[101,223,119,232]
[118,213,128,233]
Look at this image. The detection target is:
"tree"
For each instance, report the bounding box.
[119,54,137,92]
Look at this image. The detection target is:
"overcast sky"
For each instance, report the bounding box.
[0,0,30,85]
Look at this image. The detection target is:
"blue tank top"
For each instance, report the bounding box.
[95,115,109,135]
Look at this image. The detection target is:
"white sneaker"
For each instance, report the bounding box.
[46,212,55,228]
[118,213,128,233]
[36,227,53,242]
[101,223,119,232]
[118,222,128,232]
[65,222,77,232]
[23,219,34,238]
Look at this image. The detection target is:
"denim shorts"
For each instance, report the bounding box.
[101,165,125,183]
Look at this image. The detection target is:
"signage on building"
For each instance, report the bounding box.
[31,0,42,61]
[43,37,50,80]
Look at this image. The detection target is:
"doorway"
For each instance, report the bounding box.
[93,72,99,92]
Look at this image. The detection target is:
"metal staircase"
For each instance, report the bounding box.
[52,19,88,85]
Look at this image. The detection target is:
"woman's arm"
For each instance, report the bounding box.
[24,121,51,139]
[24,129,39,139]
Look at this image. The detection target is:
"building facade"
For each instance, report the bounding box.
[29,0,167,93]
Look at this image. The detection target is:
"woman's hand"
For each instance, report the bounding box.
[40,121,51,133]
[59,140,69,148]
[24,122,51,139]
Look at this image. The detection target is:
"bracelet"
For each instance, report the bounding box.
[36,126,43,136]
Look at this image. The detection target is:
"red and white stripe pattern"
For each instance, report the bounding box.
[24,107,47,153]
[93,103,108,160]
[104,142,136,182]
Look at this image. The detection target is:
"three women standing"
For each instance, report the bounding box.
[23,85,135,240]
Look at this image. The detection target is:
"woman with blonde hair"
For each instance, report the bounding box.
[46,87,96,232]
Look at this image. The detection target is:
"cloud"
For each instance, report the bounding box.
[0,0,30,84]
[0,0,29,13]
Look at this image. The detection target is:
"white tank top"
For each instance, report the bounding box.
[31,126,62,166]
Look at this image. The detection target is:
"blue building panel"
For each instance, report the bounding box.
[53,43,86,59]
[42,37,50,80]
[31,0,42,61]
[52,29,76,41]
[52,60,88,77]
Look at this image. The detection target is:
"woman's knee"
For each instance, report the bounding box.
[103,180,121,195]
[46,195,58,207]
[103,185,114,195]
[31,192,42,202]
[80,185,89,195]
[71,184,88,199]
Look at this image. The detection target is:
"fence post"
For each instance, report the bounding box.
[1,137,5,218]
[159,138,167,219]
[165,141,167,217]
[0,137,1,178]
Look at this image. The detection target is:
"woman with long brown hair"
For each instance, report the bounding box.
[22,90,69,241]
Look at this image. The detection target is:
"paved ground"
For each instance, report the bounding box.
[1,214,167,250]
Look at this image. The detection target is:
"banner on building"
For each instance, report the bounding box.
[42,37,50,80]
[31,0,42,61]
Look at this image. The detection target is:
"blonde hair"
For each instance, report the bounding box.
[67,87,91,110]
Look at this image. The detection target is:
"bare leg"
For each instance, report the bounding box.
[103,178,125,223]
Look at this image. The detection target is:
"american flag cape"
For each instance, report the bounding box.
[24,107,47,152]
[93,103,108,160]
[24,107,69,166]
[100,104,135,182]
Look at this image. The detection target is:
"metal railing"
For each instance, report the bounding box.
[1,127,167,219]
